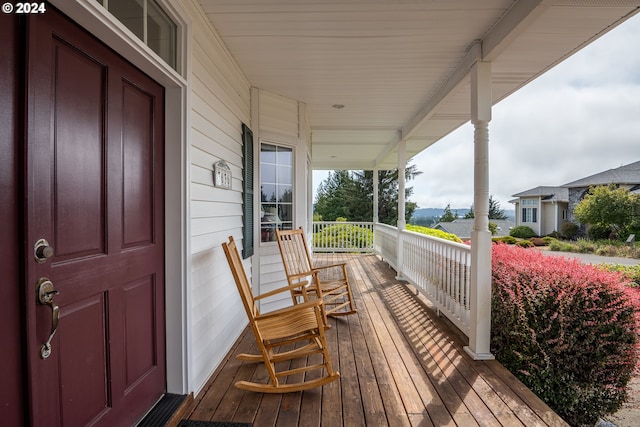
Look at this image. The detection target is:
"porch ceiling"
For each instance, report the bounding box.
[198,0,640,170]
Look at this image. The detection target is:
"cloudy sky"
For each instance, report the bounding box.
[314,12,640,213]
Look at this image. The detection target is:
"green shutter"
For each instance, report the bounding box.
[242,123,254,258]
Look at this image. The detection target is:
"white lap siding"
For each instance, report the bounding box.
[185,0,251,395]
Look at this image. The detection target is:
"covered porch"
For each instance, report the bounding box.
[3,1,640,426]
[185,253,568,426]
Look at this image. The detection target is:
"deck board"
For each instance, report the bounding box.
[185,254,569,427]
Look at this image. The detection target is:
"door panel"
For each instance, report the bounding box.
[122,82,155,247]
[53,38,107,259]
[26,8,165,426]
[58,294,109,426]
[123,276,158,387]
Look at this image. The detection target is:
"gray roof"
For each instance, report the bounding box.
[511,186,569,202]
[563,160,640,188]
[433,219,514,239]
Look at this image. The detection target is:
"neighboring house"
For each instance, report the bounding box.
[564,160,640,223]
[510,186,570,236]
[511,161,640,235]
[2,2,639,426]
[433,219,514,240]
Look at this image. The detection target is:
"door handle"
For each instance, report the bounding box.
[36,278,60,359]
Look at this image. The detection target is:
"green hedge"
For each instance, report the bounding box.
[405,224,463,243]
[492,235,518,245]
[509,225,536,239]
[313,223,373,250]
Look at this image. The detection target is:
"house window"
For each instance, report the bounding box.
[260,143,293,242]
[101,0,177,70]
[562,209,568,220]
[522,207,537,223]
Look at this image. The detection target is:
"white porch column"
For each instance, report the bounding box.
[373,168,379,224]
[465,61,495,360]
[396,140,407,277]
[397,140,407,230]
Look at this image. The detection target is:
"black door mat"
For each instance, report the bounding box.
[178,421,251,427]
[137,393,187,427]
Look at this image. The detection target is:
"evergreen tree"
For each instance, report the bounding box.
[314,170,363,221]
[464,205,475,219]
[439,204,458,222]
[489,195,508,220]
[314,164,421,225]
[464,196,507,220]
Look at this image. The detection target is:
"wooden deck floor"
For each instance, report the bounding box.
[186,254,568,427]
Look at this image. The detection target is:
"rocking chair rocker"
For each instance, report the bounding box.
[222,236,339,393]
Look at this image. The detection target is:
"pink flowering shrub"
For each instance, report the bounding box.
[491,244,639,426]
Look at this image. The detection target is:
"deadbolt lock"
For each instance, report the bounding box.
[34,239,54,263]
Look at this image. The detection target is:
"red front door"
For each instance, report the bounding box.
[25,9,166,426]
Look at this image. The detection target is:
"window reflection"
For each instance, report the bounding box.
[261,164,276,184]
[102,0,177,70]
[261,184,277,203]
[278,185,292,202]
[108,0,144,39]
[147,0,177,69]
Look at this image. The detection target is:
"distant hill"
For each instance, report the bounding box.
[413,208,471,218]
[411,207,515,226]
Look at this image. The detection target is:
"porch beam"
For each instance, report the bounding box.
[373,130,401,170]
[401,42,481,141]
[465,61,495,361]
[401,1,549,142]
[482,0,550,61]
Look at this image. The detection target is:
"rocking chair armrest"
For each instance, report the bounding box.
[311,263,348,275]
[312,262,347,271]
[286,271,318,281]
[255,300,322,321]
[254,280,310,301]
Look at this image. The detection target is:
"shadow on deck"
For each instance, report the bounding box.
[185,254,568,426]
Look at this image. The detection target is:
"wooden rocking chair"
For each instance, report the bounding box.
[222,236,339,393]
[275,227,357,325]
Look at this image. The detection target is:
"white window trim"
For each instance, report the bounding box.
[259,139,295,246]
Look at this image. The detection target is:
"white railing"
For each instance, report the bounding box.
[373,223,398,269]
[312,221,374,252]
[400,229,471,336]
[316,221,472,338]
